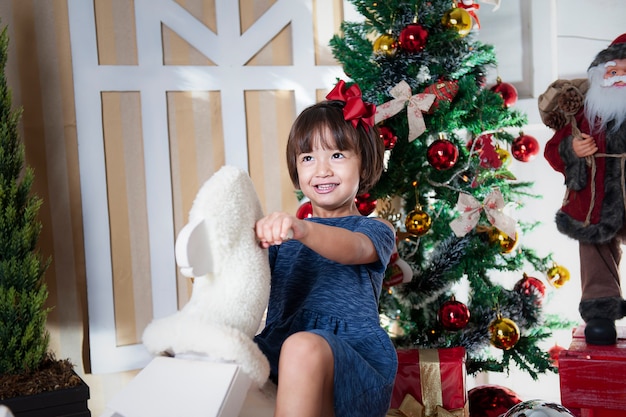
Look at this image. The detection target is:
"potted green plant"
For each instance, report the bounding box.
[0,23,89,417]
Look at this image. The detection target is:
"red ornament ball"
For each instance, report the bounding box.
[296,201,313,219]
[490,79,518,107]
[378,125,398,150]
[514,273,546,304]
[355,193,377,216]
[511,133,540,162]
[468,385,522,417]
[548,344,566,367]
[427,139,459,170]
[398,23,429,53]
[438,298,470,330]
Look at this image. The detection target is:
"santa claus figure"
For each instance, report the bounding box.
[543,33,626,345]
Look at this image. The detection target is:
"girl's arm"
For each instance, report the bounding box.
[255,212,394,265]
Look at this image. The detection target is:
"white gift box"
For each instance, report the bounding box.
[103,356,252,417]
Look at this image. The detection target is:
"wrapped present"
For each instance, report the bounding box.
[559,326,626,417]
[387,393,466,417]
[390,347,467,417]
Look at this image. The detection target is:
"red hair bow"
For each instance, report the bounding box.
[326,80,376,129]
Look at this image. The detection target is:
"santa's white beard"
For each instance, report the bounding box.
[584,65,626,133]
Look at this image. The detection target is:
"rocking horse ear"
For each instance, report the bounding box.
[175,217,213,277]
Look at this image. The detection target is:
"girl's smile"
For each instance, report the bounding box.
[296,140,361,217]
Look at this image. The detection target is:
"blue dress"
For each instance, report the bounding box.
[254,216,398,417]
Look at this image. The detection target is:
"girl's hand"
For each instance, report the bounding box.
[572,133,598,158]
[255,212,302,248]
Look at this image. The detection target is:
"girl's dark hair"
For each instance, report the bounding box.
[286,100,384,195]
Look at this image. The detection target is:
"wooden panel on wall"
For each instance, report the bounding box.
[95,0,138,65]
[246,90,299,215]
[167,90,225,307]
[102,91,153,347]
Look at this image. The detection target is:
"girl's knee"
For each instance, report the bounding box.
[281,332,333,364]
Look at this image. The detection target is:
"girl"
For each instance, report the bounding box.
[254,81,398,417]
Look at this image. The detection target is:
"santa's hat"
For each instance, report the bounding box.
[589,33,626,69]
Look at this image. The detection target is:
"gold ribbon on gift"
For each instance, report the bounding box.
[386,393,468,417]
[374,80,436,142]
[386,349,469,417]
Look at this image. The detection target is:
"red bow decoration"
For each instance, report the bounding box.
[326,80,376,129]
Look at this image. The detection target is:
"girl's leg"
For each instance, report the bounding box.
[274,332,335,417]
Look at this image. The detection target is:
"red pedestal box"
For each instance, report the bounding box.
[559,326,626,417]
[391,347,467,416]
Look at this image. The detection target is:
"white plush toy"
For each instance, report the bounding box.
[142,165,271,387]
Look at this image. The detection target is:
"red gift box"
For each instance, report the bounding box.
[559,326,626,417]
[391,347,467,416]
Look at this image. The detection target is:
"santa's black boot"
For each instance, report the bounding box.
[584,318,616,345]
[579,297,626,345]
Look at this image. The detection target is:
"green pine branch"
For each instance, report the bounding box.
[0,22,51,375]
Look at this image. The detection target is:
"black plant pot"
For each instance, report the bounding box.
[0,373,90,417]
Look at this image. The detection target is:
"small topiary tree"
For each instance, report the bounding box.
[0,22,51,376]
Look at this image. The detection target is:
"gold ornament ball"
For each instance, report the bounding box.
[489,316,520,350]
[442,8,472,37]
[496,147,512,167]
[488,227,518,254]
[547,264,570,288]
[405,208,432,236]
[373,33,397,57]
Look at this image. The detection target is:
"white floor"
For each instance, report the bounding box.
[239,383,277,417]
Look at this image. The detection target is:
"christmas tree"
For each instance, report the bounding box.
[0,23,51,375]
[329,0,571,379]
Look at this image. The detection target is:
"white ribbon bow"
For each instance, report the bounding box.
[449,189,517,238]
[375,80,436,142]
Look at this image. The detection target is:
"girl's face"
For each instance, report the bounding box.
[296,131,361,218]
